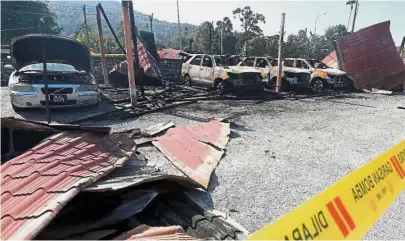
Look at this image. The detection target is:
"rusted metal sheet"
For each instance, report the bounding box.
[152,120,230,189]
[322,50,340,69]
[335,21,405,90]
[0,132,135,240]
[114,225,197,240]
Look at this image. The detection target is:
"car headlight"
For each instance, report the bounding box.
[9,84,34,92]
[77,85,98,92]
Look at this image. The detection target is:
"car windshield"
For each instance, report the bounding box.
[19,63,81,72]
[306,60,330,69]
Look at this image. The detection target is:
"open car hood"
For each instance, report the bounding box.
[11,34,91,72]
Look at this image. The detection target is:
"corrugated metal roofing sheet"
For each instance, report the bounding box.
[158,48,182,60]
[152,120,230,188]
[322,50,339,69]
[84,153,198,192]
[1,132,135,240]
[336,21,405,89]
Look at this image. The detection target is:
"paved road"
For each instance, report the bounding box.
[2,86,405,239]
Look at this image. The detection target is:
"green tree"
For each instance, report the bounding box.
[192,21,217,54]
[246,36,267,56]
[1,1,62,44]
[232,6,265,35]
[75,24,123,54]
[232,6,266,55]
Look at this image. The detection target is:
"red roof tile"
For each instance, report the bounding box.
[0,132,135,240]
[153,120,230,188]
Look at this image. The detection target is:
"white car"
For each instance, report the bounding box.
[8,34,99,111]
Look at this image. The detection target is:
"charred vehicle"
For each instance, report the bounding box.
[284,58,353,91]
[8,34,99,110]
[181,54,262,94]
[234,57,312,91]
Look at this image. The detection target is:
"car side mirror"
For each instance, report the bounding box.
[3,64,13,70]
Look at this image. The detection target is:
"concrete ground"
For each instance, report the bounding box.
[1,85,405,239]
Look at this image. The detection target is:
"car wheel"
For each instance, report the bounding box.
[183,75,192,86]
[311,78,326,92]
[216,81,231,95]
[11,102,23,111]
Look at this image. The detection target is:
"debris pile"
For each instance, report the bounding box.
[0,118,245,240]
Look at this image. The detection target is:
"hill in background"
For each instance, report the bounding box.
[48,1,197,45]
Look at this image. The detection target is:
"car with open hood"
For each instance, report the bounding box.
[8,34,99,110]
[284,58,353,91]
[233,57,312,91]
[181,54,262,94]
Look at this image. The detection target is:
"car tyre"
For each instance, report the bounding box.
[183,74,192,86]
[11,102,23,111]
[311,78,326,92]
[216,81,231,96]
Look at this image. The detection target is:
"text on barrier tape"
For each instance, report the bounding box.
[248,140,405,240]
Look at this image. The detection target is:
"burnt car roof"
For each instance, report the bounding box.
[11,34,91,72]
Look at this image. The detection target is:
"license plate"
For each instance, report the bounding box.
[51,94,67,103]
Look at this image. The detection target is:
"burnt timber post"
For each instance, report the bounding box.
[121,0,137,106]
[96,6,109,85]
[276,13,285,93]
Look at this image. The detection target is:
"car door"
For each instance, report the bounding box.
[188,55,203,83]
[199,55,215,87]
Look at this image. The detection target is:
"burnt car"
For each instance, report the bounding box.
[181,54,262,94]
[234,57,312,91]
[8,34,99,110]
[284,58,353,91]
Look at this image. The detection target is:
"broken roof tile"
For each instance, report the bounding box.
[0,132,135,240]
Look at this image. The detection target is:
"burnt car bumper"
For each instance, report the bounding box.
[10,84,99,109]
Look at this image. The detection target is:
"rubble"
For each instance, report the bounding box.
[1,118,242,240]
[0,131,136,240]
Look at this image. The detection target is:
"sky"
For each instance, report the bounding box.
[130,0,405,45]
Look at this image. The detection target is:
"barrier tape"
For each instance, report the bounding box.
[248,140,405,240]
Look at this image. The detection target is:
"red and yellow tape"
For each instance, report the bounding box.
[248,140,405,240]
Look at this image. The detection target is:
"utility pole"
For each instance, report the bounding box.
[276,13,285,93]
[83,5,90,47]
[121,0,137,107]
[220,22,224,55]
[209,22,213,54]
[96,6,109,85]
[399,37,405,57]
[177,0,182,49]
[149,13,153,32]
[351,0,359,33]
